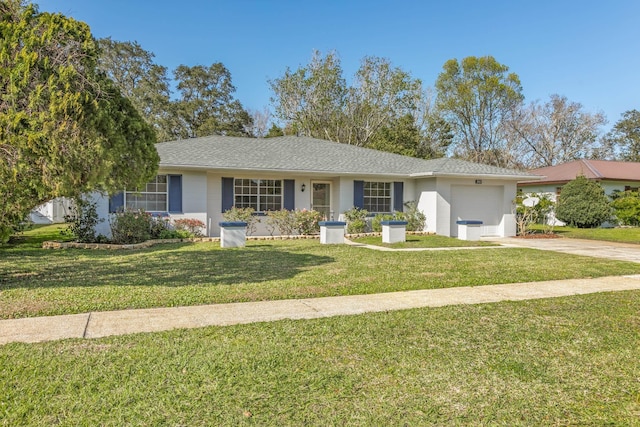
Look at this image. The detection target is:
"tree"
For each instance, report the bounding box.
[555,176,612,228]
[604,110,640,161]
[370,114,421,156]
[265,124,285,138]
[269,50,347,141]
[172,63,253,138]
[0,1,159,241]
[611,190,640,226]
[435,56,524,166]
[97,38,174,142]
[507,94,607,168]
[270,50,429,153]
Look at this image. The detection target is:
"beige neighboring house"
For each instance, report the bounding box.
[518,159,640,225]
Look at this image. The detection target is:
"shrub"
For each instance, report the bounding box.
[294,209,322,235]
[63,197,103,243]
[110,209,152,244]
[611,190,640,226]
[149,216,172,239]
[222,207,259,236]
[173,218,205,237]
[403,200,426,232]
[344,207,368,234]
[265,210,295,236]
[555,176,612,228]
[371,213,397,232]
[514,192,555,235]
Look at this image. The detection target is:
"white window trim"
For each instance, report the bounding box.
[364,181,392,214]
[234,178,283,212]
[125,174,168,212]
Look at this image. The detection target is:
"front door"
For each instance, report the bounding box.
[311,182,332,220]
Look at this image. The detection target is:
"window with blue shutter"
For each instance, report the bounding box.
[353,180,364,209]
[168,175,182,213]
[393,181,404,212]
[283,179,295,210]
[221,177,234,212]
[109,192,124,213]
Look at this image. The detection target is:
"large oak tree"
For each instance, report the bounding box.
[0,1,159,241]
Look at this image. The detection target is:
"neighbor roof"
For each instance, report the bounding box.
[519,159,640,186]
[157,135,538,179]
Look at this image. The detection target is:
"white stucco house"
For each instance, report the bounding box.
[90,135,540,238]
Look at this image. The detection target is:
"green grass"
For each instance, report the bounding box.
[351,234,497,248]
[2,225,640,319]
[550,225,640,244]
[2,291,639,425]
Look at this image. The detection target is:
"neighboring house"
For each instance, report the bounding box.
[29,197,73,224]
[518,159,640,225]
[91,135,540,238]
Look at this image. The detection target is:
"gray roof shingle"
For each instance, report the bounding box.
[157,135,538,179]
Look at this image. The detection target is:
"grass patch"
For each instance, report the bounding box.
[351,234,497,248]
[2,227,640,319]
[551,225,640,244]
[1,291,639,425]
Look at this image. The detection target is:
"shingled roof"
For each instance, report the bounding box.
[157,135,539,179]
[519,159,640,185]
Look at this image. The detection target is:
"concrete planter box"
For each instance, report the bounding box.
[381,220,408,244]
[219,221,247,248]
[319,221,346,244]
[456,220,483,241]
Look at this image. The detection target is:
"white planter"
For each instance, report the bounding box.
[456,220,483,241]
[319,221,346,244]
[381,220,408,244]
[219,222,247,248]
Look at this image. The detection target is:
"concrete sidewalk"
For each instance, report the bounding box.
[3,274,640,345]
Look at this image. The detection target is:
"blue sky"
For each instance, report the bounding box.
[37,0,640,130]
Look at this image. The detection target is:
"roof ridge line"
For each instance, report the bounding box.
[581,159,603,178]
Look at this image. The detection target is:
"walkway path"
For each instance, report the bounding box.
[3,236,640,345]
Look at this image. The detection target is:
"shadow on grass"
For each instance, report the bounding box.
[0,243,335,290]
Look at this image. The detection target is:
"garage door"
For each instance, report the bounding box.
[450,185,503,236]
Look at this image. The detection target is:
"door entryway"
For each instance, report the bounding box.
[311,182,332,220]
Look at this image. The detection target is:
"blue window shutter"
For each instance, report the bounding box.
[222,177,234,212]
[109,192,124,213]
[353,180,364,209]
[168,175,182,213]
[283,179,295,210]
[393,182,404,212]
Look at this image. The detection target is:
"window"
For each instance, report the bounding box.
[364,181,391,213]
[125,175,168,212]
[234,179,282,211]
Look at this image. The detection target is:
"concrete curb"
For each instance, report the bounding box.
[2,275,640,345]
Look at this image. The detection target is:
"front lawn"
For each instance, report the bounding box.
[2,226,640,319]
[549,225,640,244]
[2,291,638,425]
[351,234,497,248]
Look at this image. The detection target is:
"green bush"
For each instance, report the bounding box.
[611,191,640,226]
[294,209,322,235]
[149,216,172,239]
[402,201,426,232]
[344,207,368,234]
[222,207,259,236]
[371,213,398,232]
[173,218,205,237]
[110,209,152,244]
[63,197,103,243]
[265,210,295,236]
[555,176,612,228]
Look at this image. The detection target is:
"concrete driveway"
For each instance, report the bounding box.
[487,237,640,263]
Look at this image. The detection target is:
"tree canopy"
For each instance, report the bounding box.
[0,1,159,241]
[605,110,640,162]
[435,56,524,167]
[269,50,451,158]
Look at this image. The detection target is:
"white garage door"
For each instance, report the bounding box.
[450,185,503,236]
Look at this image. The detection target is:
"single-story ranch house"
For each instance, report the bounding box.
[85,135,540,238]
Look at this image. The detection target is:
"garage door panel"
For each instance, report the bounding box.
[450,186,503,236]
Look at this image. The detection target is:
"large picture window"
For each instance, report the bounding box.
[125,175,168,212]
[234,179,282,212]
[364,181,391,213]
